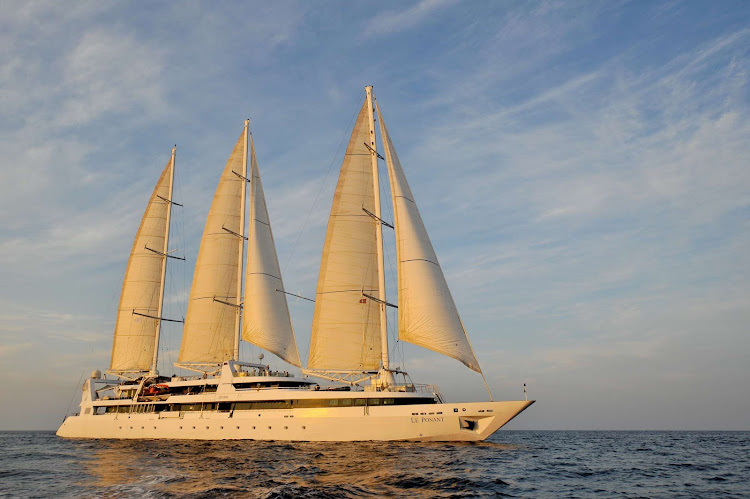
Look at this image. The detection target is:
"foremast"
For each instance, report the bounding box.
[365,86,394,385]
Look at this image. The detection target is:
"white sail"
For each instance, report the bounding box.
[307,100,382,371]
[242,135,301,367]
[179,130,246,364]
[110,157,173,372]
[375,101,481,372]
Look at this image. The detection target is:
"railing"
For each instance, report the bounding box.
[234,370,294,378]
[414,384,444,402]
[233,385,313,391]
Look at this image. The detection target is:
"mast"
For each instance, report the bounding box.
[234,119,249,361]
[365,86,389,372]
[148,145,176,377]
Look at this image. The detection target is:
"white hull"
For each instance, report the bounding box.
[57,400,533,441]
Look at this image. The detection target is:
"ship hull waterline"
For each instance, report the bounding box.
[56,400,533,442]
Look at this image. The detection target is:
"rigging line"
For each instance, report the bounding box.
[282,99,361,275]
[276,289,315,302]
[63,369,86,423]
[318,288,378,295]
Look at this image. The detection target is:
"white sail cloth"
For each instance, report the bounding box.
[179,130,246,363]
[376,101,481,372]
[308,100,382,371]
[110,158,172,371]
[242,136,301,367]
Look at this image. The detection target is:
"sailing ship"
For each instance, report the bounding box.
[57,87,534,441]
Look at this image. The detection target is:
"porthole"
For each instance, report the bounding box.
[284,426,288,429]
[220,426,224,430]
[268,426,272,429]
[236,426,240,429]
[192,426,196,429]
[252,426,255,429]
[179,426,183,429]
[302,426,306,430]
[141,426,144,429]
[206,426,209,430]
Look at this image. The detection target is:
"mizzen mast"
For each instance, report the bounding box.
[149,145,177,376]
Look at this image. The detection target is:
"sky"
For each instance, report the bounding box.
[0,1,748,431]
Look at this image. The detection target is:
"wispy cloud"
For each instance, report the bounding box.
[363,0,455,38]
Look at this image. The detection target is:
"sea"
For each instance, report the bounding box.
[0,431,747,498]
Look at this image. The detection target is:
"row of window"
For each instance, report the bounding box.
[98,397,435,414]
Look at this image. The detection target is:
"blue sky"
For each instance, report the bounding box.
[1,1,748,430]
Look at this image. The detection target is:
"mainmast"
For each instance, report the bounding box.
[234,119,250,361]
[149,145,176,377]
[365,86,390,373]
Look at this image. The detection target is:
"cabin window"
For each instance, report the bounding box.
[340,399,352,407]
[368,398,381,406]
[117,406,130,413]
[382,399,395,405]
[233,400,291,411]
[354,399,366,406]
[218,402,233,412]
[328,399,339,407]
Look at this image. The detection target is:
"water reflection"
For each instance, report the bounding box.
[76,439,520,497]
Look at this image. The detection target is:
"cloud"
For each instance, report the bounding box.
[57,29,167,127]
[363,0,455,38]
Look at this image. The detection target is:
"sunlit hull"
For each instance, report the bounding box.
[57,400,533,441]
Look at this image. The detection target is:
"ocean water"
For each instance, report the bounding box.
[0,431,747,498]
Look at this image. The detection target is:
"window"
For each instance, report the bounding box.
[233,400,291,410]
